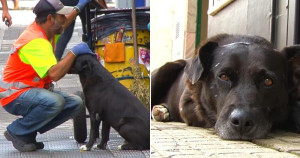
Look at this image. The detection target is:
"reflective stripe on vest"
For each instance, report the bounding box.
[0,76,40,99]
[0,89,19,98]
[0,80,31,89]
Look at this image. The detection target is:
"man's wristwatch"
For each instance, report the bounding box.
[73,6,80,15]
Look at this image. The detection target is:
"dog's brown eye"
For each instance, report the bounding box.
[264,78,273,86]
[220,74,229,81]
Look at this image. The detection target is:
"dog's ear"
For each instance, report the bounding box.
[282,45,300,60]
[185,42,218,84]
[81,60,93,76]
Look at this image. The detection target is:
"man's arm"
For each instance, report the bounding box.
[64,10,77,30]
[47,42,95,81]
[47,52,76,81]
[1,0,12,26]
[63,0,92,30]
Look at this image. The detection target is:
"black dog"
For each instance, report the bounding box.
[152,34,289,140]
[282,46,300,132]
[70,54,150,150]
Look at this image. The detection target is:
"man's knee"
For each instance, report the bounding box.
[47,94,65,115]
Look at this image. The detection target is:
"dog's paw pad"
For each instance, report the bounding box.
[152,105,170,122]
[80,145,88,151]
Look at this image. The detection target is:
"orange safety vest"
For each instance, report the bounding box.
[0,21,53,107]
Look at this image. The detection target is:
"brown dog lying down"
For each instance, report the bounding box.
[70,54,150,150]
[152,34,291,140]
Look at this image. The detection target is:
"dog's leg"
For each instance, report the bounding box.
[80,113,100,151]
[179,86,209,127]
[95,113,100,139]
[97,121,111,149]
[92,113,101,149]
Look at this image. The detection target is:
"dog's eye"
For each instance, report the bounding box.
[264,78,273,87]
[220,74,229,81]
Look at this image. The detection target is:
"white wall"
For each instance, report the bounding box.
[150,0,175,71]
[151,0,192,71]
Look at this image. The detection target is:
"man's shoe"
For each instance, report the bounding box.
[4,130,36,152]
[34,142,44,149]
[26,132,44,149]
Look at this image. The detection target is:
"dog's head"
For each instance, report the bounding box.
[69,54,115,89]
[186,34,289,140]
[69,54,97,77]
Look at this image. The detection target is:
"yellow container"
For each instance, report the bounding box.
[94,29,150,90]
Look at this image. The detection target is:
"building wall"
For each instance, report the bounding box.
[185,0,198,58]
[207,0,273,41]
[150,0,176,71]
[151,0,198,71]
[200,0,208,46]
[274,0,297,49]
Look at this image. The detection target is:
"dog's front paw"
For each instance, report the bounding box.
[152,105,170,122]
[80,145,90,151]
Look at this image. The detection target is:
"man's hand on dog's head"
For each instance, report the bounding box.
[70,42,96,57]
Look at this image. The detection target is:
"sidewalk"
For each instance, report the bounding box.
[6,0,38,10]
[151,120,300,157]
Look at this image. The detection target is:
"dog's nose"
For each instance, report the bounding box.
[229,109,254,133]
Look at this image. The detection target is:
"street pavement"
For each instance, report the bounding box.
[151,120,300,158]
[0,1,149,157]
